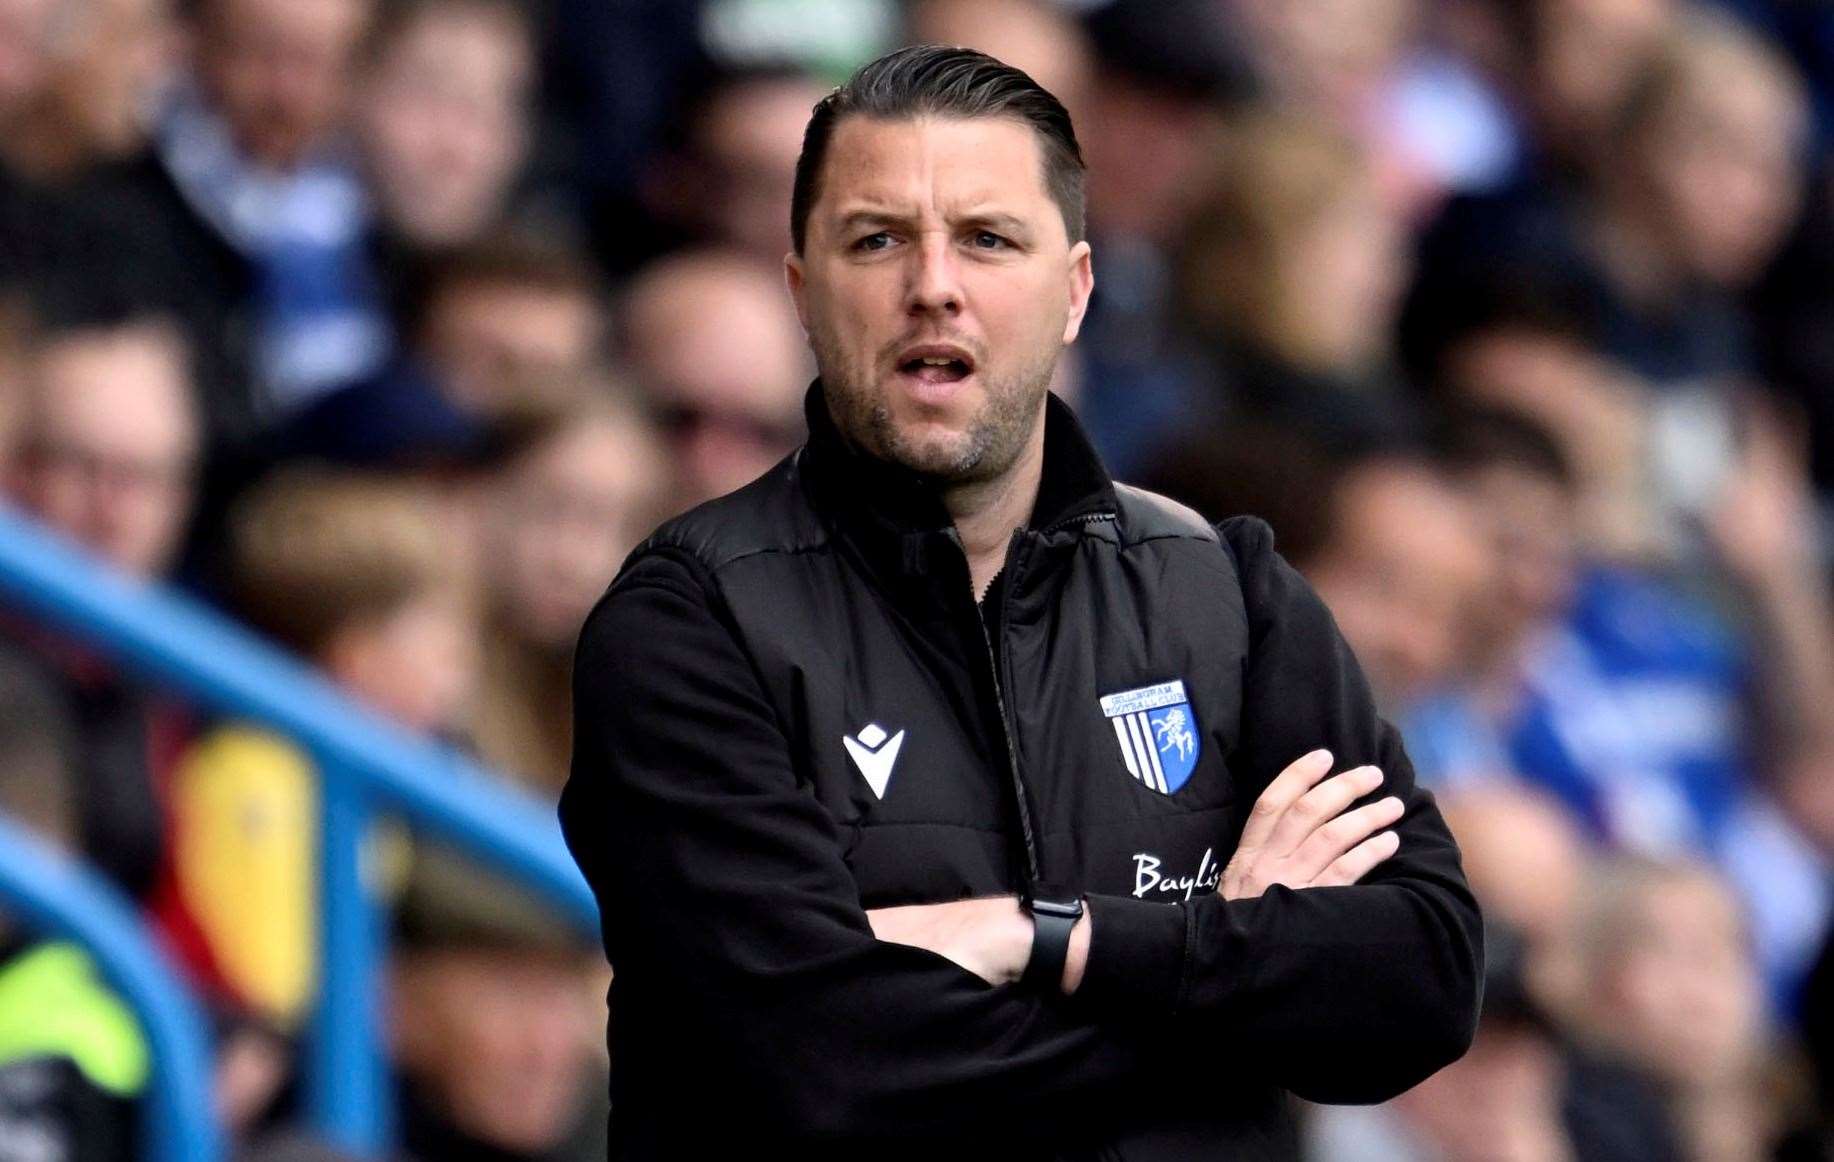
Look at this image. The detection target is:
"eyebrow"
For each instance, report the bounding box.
[833,208,1035,238]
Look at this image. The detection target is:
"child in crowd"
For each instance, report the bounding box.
[154,467,480,1136]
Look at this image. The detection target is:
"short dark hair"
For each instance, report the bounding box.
[1430,403,1577,492]
[789,44,1086,253]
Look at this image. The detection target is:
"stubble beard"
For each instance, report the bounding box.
[811,324,1058,486]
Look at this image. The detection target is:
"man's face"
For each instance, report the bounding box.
[1604,874,1762,1087]
[197,0,370,168]
[1460,463,1579,663]
[420,280,601,415]
[690,77,827,263]
[393,946,600,1153]
[11,325,198,580]
[1641,58,1806,288]
[488,414,665,648]
[624,255,809,507]
[786,115,1093,483]
[358,6,531,245]
[1305,462,1493,712]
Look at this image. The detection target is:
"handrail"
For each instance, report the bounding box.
[0,814,221,1162]
[0,504,600,1157]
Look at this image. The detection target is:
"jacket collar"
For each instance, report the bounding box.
[798,379,1118,562]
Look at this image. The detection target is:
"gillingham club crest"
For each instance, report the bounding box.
[1100,680,1200,794]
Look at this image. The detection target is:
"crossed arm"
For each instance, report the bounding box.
[560,521,1481,1142]
[866,748,1409,993]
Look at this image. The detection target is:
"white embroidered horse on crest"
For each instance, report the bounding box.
[1154,708,1195,764]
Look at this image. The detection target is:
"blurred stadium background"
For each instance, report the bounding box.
[4,0,1834,1157]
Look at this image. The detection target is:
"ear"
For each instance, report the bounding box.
[1061,239,1095,346]
[784,251,811,333]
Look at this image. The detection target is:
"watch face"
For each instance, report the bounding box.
[1032,897,1084,919]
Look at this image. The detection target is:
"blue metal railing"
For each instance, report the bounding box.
[0,814,220,1162]
[0,504,600,1158]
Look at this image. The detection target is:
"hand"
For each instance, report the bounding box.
[867,896,1036,987]
[1705,394,1815,587]
[1220,749,1403,900]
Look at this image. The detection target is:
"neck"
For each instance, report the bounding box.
[943,411,1047,602]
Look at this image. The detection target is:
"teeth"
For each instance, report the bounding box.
[920,357,955,366]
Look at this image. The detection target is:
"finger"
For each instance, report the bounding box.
[1263,764,1384,857]
[1236,748,1335,853]
[1313,829,1402,887]
[1292,795,1406,880]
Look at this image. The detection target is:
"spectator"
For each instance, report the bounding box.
[1415,9,1810,390]
[389,847,607,1162]
[1415,405,1830,1013]
[356,0,539,255]
[1233,0,1419,131]
[12,312,200,580]
[1308,925,1671,1162]
[1296,454,1493,717]
[272,235,604,470]
[158,467,478,1053]
[227,468,478,737]
[1143,436,1492,720]
[618,248,807,509]
[1526,0,1680,177]
[1584,10,1808,370]
[412,237,605,419]
[1574,856,1776,1161]
[906,0,1093,123]
[1309,793,1685,1162]
[0,650,147,1162]
[0,0,176,181]
[1176,111,1417,456]
[1400,256,1659,561]
[641,64,829,268]
[1232,0,1494,209]
[1065,0,1249,476]
[471,395,666,796]
[1438,784,1591,1019]
[107,0,387,447]
[5,311,200,901]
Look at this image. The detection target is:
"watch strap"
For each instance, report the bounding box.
[1021,893,1082,991]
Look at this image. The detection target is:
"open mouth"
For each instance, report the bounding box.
[895,345,976,385]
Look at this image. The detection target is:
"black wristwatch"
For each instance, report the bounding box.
[1020,881,1084,991]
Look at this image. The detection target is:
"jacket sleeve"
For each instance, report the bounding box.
[1070,516,1484,1104]
[559,548,1149,1142]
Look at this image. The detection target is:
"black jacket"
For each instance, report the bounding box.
[560,385,1482,1160]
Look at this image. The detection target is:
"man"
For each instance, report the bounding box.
[618,248,809,510]
[12,313,200,582]
[5,311,199,902]
[105,0,386,446]
[560,46,1481,1159]
[390,849,609,1162]
[355,0,537,253]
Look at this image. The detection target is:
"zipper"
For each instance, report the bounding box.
[1042,511,1114,534]
[954,510,1116,886]
[947,526,1039,883]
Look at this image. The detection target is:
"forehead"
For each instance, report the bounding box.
[816,114,1058,222]
[32,331,195,447]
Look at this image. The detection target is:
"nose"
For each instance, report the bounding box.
[904,231,962,319]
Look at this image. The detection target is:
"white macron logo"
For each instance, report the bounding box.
[843,722,905,800]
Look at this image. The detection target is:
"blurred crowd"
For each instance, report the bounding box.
[3,0,1834,1158]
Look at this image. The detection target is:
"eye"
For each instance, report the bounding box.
[970,230,1011,250]
[851,231,895,252]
